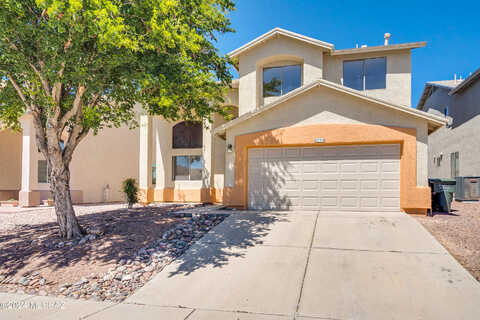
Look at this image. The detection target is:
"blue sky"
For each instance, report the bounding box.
[216,0,479,107]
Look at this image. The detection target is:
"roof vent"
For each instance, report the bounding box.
[384,33,391,46]
[361,44,367,48]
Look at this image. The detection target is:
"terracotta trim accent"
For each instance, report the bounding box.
[149,188,223,203]
[0,190,19,201]
[224,124,430,213]
[139,188,155,204]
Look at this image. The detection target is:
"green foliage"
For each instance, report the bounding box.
[0,0,235,134]
[122,178,138,207]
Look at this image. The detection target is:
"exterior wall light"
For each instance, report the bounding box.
[227,144,233,153]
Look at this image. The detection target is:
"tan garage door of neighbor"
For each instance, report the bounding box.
[247,144,401,211]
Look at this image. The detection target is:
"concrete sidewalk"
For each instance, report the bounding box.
[2,211,480,319]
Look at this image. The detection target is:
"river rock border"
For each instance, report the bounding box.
[2,211,228,302]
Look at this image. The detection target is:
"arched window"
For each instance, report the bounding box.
[172,121,202,149]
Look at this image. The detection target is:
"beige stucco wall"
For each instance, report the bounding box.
[17,118,140,204]
[0,129,22,197]
[225,85,428,188]
[224,87,239,107]
[323,50,412,106]
[69,125,140,203]
[238,34,327,115]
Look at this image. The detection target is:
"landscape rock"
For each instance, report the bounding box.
[2,208,227,303]
[18,277,30,286]
[121,274,132,281]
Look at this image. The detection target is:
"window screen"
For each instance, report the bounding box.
[172,122,202,149]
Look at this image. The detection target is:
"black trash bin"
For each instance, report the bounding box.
[429,179,456,214]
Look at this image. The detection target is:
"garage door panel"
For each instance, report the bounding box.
[361,197,379,208]
[381,180,400,191]
[285,163,302,174]
[284,148,301,158]
[360,162,379,172]
[265,148,283,159]
[339,162,359,172]
[381,197,401,208]
[248,144,400,212]
[321,180,338,191]
[381,161,400,172]
[361,180,379,191]
[340,180,359,191]
[319,162,339,173]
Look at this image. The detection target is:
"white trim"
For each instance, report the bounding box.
[228,28,334,58]
[331,42,427,56]
[215,79,447,134]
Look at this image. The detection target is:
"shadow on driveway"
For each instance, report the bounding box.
[165,211,290,277]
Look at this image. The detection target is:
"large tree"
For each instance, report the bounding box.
[0,0,234,239]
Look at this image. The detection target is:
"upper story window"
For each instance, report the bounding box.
[172,121,202,149]
[343,57,386,91]
[263,65,301,97]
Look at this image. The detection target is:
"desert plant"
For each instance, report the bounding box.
[122,178,138,209]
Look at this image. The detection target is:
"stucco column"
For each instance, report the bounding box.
[154,117,171,201]
[138,115,153,203]
[202,121,213,202]
[19,113,40,207]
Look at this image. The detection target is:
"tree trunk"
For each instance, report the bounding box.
[49,161,84,239]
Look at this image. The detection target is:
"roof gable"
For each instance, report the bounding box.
[227,28,334,58]
[215,79,446,135]
[449,67,480,95]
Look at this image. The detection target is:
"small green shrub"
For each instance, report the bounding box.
[122,178,138,208]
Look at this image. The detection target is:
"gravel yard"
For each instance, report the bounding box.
[415,201,480,282]
[0,203,227,302]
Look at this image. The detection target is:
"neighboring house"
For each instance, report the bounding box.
[0,117,140,206]
[417,68,480,179]
[1,28,447,213]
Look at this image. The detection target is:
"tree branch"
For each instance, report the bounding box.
[31,110,48,157]
[29,62,51,97]
[7,75,30,110]
[58,85,86,133]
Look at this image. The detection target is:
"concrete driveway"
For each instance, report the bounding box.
[4,211,478,319]
[118,211,480,319]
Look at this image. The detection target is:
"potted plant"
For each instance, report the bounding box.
[122,178,138,209]
[1,199,19,207]
[42,198,54,206]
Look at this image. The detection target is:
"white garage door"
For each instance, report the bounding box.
[248,144,401,211]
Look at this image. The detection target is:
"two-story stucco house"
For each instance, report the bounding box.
[1,28,446,214]
[135,28,446,214]
[417,68,480,179]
